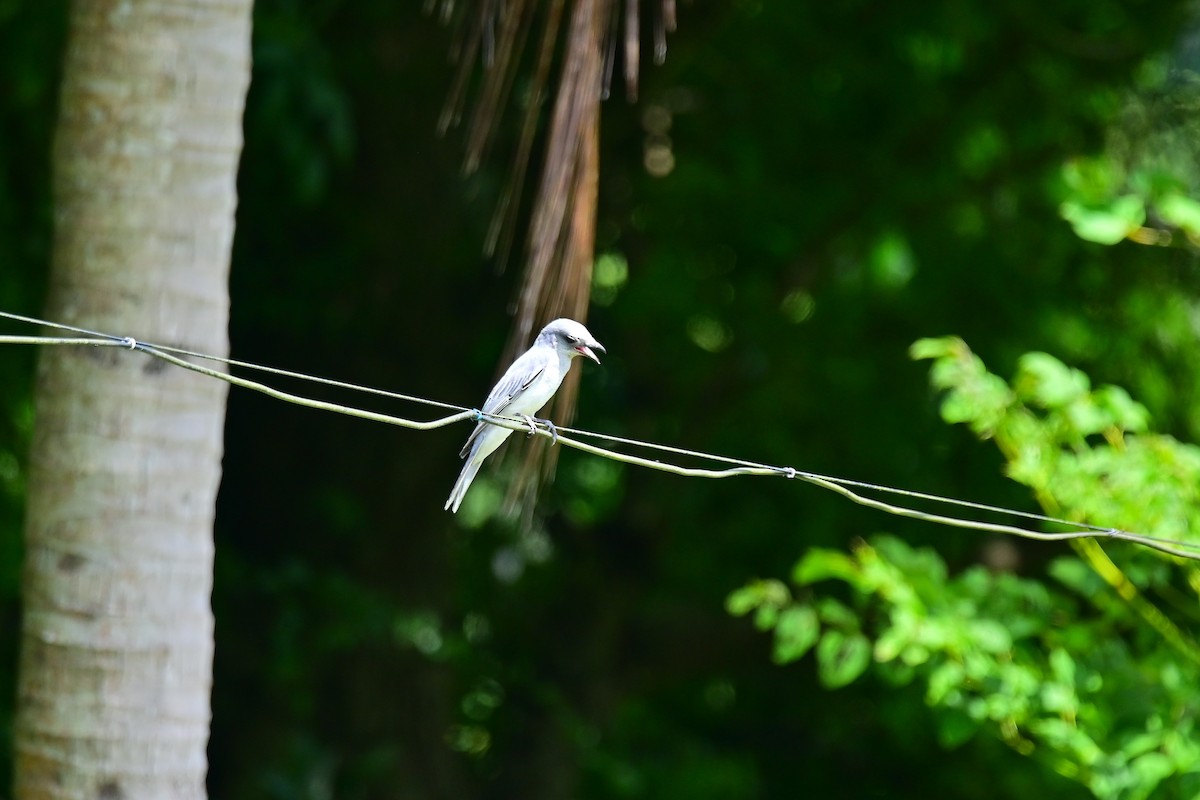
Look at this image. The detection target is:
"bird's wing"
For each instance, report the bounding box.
[459,358,547,458]
[482,362,546,416]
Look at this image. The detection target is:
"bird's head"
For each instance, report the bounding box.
[539,318,605,364]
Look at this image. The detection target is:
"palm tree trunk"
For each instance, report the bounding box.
[14,1,252,798]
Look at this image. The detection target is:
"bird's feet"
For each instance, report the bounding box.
[519,415,559,445]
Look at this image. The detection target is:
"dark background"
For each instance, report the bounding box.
[3,1,1199,797]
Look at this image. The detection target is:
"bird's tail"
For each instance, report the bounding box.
[445,459,482,513]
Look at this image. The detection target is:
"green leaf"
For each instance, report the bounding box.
[966,620,1012,654]
[791,548,860,586]
[1061,155,1124,201]
[1049,648,1076,684]
[1048,558,1101,595]
[1028,718,1103,762]
[1060,194,1145,244]
[1016,352,1090,408]
[814,597,859,629]
[772,604,820,664]
[936,371,1013,432]
[725,579,790,617]
[1156,192,1200,235]
[1040,682,1077,716]
[816,630,872,688]
[754,603,780,631]
[873,625,909,663]
[927,661,965,704]
[1094,385,1150,432]
[872,535,947,585]
[725,586,761,617]
[1130,752,1174,794]
[909,336,963,361]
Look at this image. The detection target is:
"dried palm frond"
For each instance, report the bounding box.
[439,0,677,514]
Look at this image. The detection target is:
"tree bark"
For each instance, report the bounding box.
[14,1,252,798]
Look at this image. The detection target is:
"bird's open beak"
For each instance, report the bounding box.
[576,341,605,364]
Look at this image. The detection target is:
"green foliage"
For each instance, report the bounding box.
[1059,158,1146,244]
[1056,68,1200,248]
[732,344,1200,798]
[916,338,1200,544]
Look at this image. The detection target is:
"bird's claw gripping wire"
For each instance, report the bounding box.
[520,414,558,444]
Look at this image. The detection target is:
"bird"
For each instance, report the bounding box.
[445,318,606,513]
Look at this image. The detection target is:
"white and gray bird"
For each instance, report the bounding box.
[445,318,605,513]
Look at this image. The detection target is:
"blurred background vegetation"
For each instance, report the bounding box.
[4,0,1200,797]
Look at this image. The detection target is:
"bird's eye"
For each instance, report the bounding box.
[566,335,579,344]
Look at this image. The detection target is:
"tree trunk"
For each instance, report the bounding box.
[14,1,252,798]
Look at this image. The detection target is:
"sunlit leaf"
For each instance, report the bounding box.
[816,630,871,688]
[791,548,860,586]
[1060,195,1145,244]
[1016,352,1090,408]
[772,605,820,664]
[1155,192,1200,235]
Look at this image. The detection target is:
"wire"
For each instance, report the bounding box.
[3,309,1199,561]
[548,424,1120,534]
[0,310,465,412]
